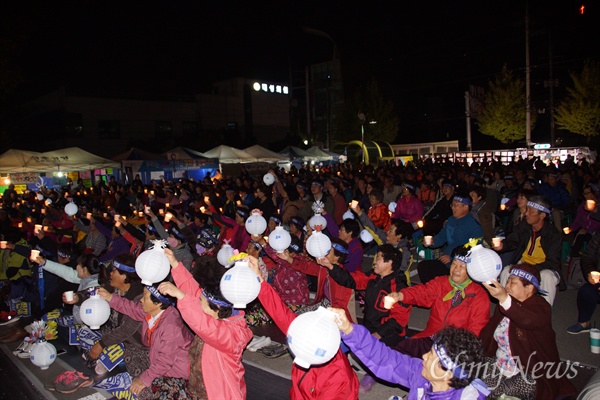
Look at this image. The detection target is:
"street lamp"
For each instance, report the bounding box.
[358,112,366,164]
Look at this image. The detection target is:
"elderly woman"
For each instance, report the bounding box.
[158,249,253,400]
[388,245,490,359]
[97,279,194,399]
[69,253,147,376]
[391,183,424,225]
[331,307,490,400]
[479,264,576,400]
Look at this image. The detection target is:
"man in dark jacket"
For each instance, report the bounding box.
[493,195,562,305]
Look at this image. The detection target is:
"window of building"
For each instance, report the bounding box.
[182,121,199,136]
[98,120,120,139]
[155,121,172,138]
[65,112,83,137]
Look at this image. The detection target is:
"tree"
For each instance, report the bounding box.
[335,78,399,143]
[476,65,535,144]
[555,60,600,143]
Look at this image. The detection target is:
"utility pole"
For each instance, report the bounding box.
[465,91,472,151]
[525,1,532,148]
[548,32,556,145]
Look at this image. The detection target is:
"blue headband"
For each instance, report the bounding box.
[146,285,173,306]
[57,250,72,259]
[236,209,249,219]
[453,254,468,263]
[170,226,186,241]
[433,340,490,396]
[202,288,232,308]
[509,268,548,295]
[404,184,415,191]
[331,243,348,255]
[288,242,301,253]
[270,215,282,224]
[453,196,472,206]
[311,181,323,187]
[113,260,136,273]
[147,224,158,234]
[526,201,551,215]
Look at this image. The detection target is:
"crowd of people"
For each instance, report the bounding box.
[0,152,596,399]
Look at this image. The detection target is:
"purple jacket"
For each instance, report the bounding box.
[94,221,131,262]
[324,213,364,272]
[571,202,600,233]
[342,324,487,400]
[109,295,194,387]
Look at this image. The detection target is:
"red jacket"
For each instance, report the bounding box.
[257,281,359,399]
[367,202,391,230]
[288,254,354,323]
[401,276,490,338]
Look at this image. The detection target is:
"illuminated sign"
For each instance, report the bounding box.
[534,143,551,149]
[253,81,288,95]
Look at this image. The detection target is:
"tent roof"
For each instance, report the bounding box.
[164,147,208,160]
[305,146,337,160]
[243,145,289,162]
[278,146,319,161]
[0,147,120,173]
[202,145,257,163]
[111,147,163,161]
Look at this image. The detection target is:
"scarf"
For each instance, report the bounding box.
[442,276,472,302]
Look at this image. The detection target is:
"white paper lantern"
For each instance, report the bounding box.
[309,214,327,230]
[360,229,374,243]
[30,340,57,370]
[245,211,267,235]
[268,226,292,252]
[263,173,275,186]
[287,306,341,369]
[220,261,261,308]
[342,210,354,220]
[466,244,503,284]
[80,294,111,330]
[135,240,170,285]
[64,201,78,217]
[217,243,235,267]
[388,201,397,213]
[37,193,44,201]
[306,230,331,258]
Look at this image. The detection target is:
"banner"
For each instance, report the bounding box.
[9,173,39,184]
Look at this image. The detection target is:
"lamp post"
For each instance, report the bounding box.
[358,112,366,164]
[302,27,339,151]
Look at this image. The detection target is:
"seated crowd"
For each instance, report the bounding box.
[1,153,595,399]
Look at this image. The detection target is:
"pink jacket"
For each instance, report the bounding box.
[172,264,253,400]
[392,195,424,223]
[109,295,193,387]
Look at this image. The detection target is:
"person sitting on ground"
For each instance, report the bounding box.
[367,188,391,231]
[388,244,490,359]
[492,194,563,305]
[567,230,600,334]
[422,179,454,236]
[322,211,364,273]
[97,279,193,398]
[418,190,483,284]
[566,182,600,257]
[469,185,495,246]
[246,255,359,399]
[157,249,253,400]
[479,264,576,400]
[68,253,147,376]
[391,183,424,227]
[331,309,490,400]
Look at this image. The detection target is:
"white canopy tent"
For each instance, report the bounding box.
[202,145,257,164]
[243,145,289,163]
[0,147,120,173]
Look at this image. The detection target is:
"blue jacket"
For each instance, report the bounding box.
[538,182,571,209]
[342,324,487,400]
[433,213,483,258]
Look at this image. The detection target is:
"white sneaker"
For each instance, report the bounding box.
[247,336,272,352]
[16,341,34,358]
[12,340,28,356]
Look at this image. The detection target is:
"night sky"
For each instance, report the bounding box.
[1,1,598,146]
